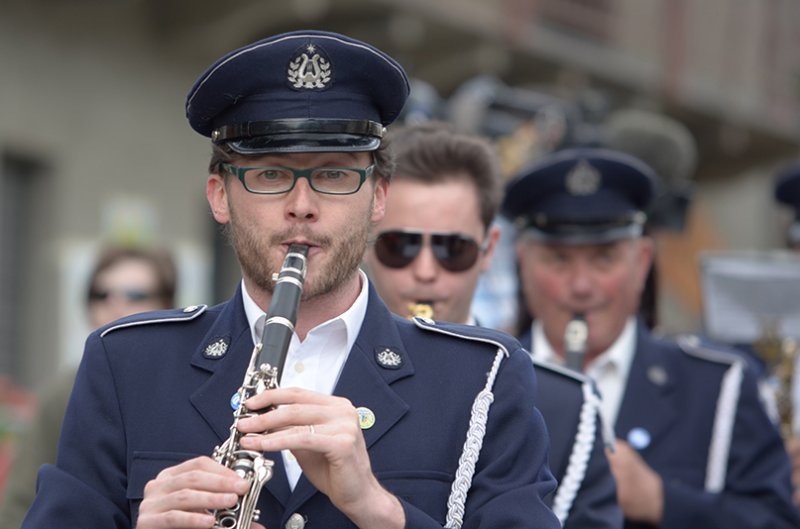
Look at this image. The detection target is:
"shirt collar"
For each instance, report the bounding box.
[530,316,638,371]
[586,317,637,377]
[531,321,558,364]
[241,269,370,351]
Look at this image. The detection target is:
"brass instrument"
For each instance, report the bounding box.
[564,314,588,373]
[408,301,434,320]
[211,244,309,529]
[754,320,798,437]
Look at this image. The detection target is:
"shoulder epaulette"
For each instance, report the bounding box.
[531,357,592,384]
[677,335,744,493]
[676,334,743,367]
[411,317,511,357]
[407,316,511,528]
[100,305,208,337]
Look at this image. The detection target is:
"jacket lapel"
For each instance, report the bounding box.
[285,285,412,512]
[188,285,293,506]
[614,323,678,453]
[189,286,254,443]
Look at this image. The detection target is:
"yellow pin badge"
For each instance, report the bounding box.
[356,407,376,430]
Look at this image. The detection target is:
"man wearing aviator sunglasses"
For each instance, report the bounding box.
[364,124,501,325]
[365,121,623,529]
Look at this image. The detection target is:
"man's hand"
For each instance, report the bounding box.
[237,387,404,529]
[136,456,263,529]
[606,440,664,525]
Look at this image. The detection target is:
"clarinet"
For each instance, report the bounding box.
[564,313,588,373]
[211,244,309,529]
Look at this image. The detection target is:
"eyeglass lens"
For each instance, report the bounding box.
[239,166,366,194]
[89,289,158,303]
[374,230,481,272]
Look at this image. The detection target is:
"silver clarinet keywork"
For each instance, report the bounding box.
[211,244,309,529]
[564,314,588,373]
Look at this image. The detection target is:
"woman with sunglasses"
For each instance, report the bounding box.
[365,121,623,529]
[0,244,176,528]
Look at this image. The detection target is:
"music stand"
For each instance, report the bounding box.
[700,250,800,434]
[700,250,800,345]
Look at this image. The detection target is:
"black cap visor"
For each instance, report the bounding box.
[213,118,384,154]
[518,214,646,245]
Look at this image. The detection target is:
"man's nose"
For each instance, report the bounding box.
[410,244,439,282]
[285,177,319,221]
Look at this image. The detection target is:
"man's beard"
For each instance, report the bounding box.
[224,201,372,300]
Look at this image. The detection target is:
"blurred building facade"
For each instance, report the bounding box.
[2,0,800,392]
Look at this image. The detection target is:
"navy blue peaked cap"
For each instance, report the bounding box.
[186,30,410,154]
[774,160,800,243]
[775,161,800,215]
[501,148,659,243]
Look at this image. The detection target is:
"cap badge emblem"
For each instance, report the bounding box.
[288,43,332,90]
[375,347,403,369]
[565,160,601,196]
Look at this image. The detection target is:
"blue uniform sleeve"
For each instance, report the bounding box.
[22,331,132,528]
[660,365,800,529]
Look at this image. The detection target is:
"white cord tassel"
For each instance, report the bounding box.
[445,348,505,529]
[550,381,600,525]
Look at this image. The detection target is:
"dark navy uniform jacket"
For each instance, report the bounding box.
[531,361,623,529]
[24,285,559,529]
[523,321,800,529]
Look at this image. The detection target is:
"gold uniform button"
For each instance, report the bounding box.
[286,512,306,529]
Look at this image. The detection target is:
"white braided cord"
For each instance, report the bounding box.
[550,381,600,525]
[705,360,743,492]
[444,348,505,529]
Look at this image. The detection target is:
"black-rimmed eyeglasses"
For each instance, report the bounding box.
[221,163,373,195]
[373,229,488,272]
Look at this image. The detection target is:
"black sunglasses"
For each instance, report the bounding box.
[88,288,159,303]
[373,230,486,272]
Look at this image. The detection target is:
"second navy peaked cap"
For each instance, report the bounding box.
[501,148,659,244]
[774,160,800,243]
[185,30,410,154]
[775,161,800,213]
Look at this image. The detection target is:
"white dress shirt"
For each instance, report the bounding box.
[531,317,637,428]
[241,270,370,489]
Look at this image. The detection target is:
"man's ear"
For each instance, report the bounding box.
[636,236,656,289]
[371,177,389,222]
[479,223,502,274]
[207,174,230,224]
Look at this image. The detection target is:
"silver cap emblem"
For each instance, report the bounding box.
[565,160,601,195]
[288,43,331,90]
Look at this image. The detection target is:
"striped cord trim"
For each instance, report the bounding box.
[445,348,505,529]
[705,360,743,492]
